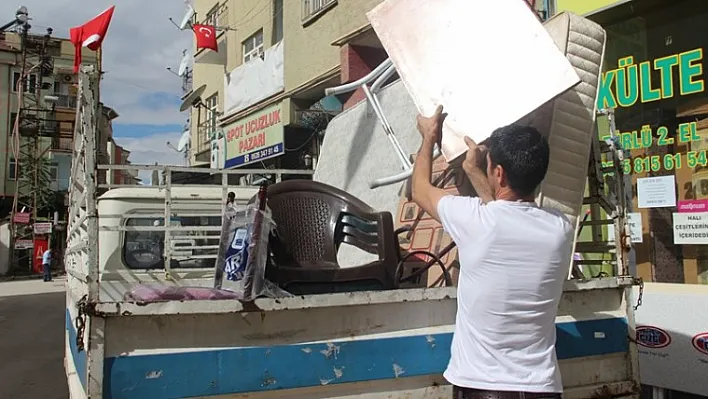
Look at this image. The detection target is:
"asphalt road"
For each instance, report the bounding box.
[0,282,68,399]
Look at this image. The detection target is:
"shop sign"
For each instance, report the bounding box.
[15,239,33,249]
[678,199,708,213]
[13,212,30,224]
[636,175,676,208]
[607,212,643,243]
[636,326,672,349]
[673,212,708,244]
[33,238,48,274]
[597,48,707,176]
[692,332,708,356]
[223,103,284,168]
[556,0,620,16]
[34,222,52,235]
[598,48,704,111]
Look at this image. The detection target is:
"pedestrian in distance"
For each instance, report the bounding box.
[42,248,53,282]
[226,191,236,207]
[411,105,574,399]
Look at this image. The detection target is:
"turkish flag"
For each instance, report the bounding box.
[70,6,116,73]
[193,24,218,52]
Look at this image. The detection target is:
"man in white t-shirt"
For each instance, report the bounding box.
[411,106,574,399]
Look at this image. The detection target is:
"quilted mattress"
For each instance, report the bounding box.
[523,12,607,245]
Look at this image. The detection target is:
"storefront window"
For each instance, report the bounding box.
[595,0,708,284]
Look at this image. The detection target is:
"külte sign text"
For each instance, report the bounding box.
[598,48,705,110]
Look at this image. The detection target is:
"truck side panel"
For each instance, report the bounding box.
[74,282,637,398]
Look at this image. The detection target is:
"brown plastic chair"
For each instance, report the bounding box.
[253,180,400,295]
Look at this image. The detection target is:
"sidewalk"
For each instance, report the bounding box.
[0,276,66,298]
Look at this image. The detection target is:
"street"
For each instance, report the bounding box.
[0,278,68,399]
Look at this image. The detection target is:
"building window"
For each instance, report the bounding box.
[9,113,18,132]
[202,93,219,146]
[123,214,221,269]
[49,163,58,182]
[204,4,219,27]
[273,0,284,44]
[9,158,17,180]
[585,1,708,285]
[12,72,37,93]
[301,0,337,23]
[243,29,264,63]
[198,3,228,31]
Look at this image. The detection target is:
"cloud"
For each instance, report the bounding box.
[113,130,188,183]
[0,1,192,125]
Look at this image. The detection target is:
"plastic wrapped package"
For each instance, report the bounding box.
[124,285,242,302]
[214,200,292,300]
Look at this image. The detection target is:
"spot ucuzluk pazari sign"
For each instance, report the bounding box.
[223,103,284,169]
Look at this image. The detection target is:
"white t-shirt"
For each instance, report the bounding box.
[437,195,574,393]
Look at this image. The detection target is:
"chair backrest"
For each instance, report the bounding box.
[263,180,381,265]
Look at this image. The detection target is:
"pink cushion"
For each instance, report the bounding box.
[124,284,242,302]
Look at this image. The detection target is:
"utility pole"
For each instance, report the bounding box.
[9,19,57,274]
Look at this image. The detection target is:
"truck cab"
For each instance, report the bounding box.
[95,186,258,301]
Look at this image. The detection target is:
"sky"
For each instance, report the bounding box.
[1,1,193,180]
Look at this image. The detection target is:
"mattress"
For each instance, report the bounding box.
[522,12,606,252]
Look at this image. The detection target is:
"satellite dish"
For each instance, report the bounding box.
[178,52,191,77]
[179,84,206,112]
[179,4,196,30]
[16,6,29,23]
[177,129,191,152]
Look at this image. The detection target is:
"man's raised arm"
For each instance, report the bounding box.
[411,105,451,222]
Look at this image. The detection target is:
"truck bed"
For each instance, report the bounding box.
[66,277,639,399]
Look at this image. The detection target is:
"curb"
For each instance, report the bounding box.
[0,272,66,283]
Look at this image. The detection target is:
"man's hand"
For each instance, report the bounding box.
[461,136,495,204]
[412,105,450,222]
[461,136,487,175]
[416,105,447,146]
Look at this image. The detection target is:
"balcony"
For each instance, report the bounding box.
[195,121,214,156]
[302,0,337,24]
[193,2,228,66]
[16,112,60,137]
[50,137,73,152]
[223,40,284,117]
[53,94,77,109]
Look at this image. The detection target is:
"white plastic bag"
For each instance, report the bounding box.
[214,204,291,300]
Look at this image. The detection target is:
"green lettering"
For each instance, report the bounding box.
[656,126,671,146]
[654,55,679,98]
[679,48,704,95]
[621,132,633,150]
[678,123,692,143]
[640,125,653,148]
[616,57,639,107]
[597,70,618,109]
[690,122,700,141]
[639,61,661,103]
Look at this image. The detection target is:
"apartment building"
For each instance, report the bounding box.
[107,137,140,186]
[0,30,100,218]
[189,0,391,173]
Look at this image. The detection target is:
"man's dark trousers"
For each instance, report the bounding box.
[43,262,52,282]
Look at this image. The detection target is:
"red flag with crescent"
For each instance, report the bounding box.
[69,6,116,73]
[193,24,218,52]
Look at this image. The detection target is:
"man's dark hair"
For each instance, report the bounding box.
[486,124,549,197]
[226,191,236,204]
